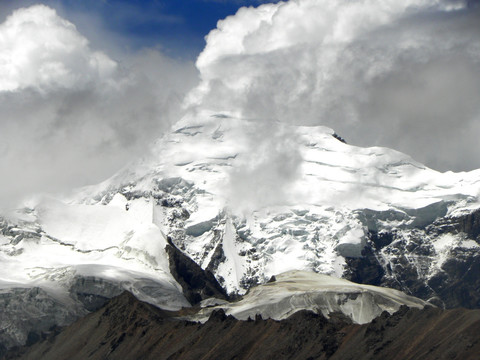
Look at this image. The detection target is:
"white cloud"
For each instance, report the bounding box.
[0,5,116,92]
[0,5,197,209]
[186,0,480,172]
[2,1,479,210]
[225,121,303,214]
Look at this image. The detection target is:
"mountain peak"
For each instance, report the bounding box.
[1,110,480,351]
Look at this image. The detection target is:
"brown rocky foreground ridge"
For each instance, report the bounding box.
[5,291,480,360]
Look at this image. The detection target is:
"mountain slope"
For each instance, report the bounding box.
[1,111,480,350]
[9,291,480,360]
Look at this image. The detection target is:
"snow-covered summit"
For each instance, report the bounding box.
[1,110,480,349]
[80,110,480,212]
[63,110,480,293]
[7,110,480,294]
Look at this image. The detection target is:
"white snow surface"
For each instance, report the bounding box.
[73,110,480,294]
[0,194,190,311]
[191,270,430,324]
[2,109,480,302]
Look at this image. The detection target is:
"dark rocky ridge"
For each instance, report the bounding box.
[0,239,227,355]
[2,198,480,355]
[165,236,228,304]
[6,291,480,360]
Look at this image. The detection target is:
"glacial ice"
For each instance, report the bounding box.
[1,110,480,348]
[191,270,430,324]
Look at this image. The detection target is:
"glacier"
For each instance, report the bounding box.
[1,110,480,349]
[57,110,480,297]
[190,270,430,325]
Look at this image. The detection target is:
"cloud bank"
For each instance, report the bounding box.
[226,121,303,214]
[2,1,479,211]
[0,5,197,208]
[187,0,480,172]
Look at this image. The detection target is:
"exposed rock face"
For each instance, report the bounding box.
[452,208,480,240]
[428,253,480,309]
[8,292,480,360]
[344,246,385,286]
[0,287,83,359]
[68,276,125,312]
[165,237,228,304]
[344,206,480,309]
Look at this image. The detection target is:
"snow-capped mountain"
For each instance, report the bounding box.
[70,109,480,303]
[1,110,480,350]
